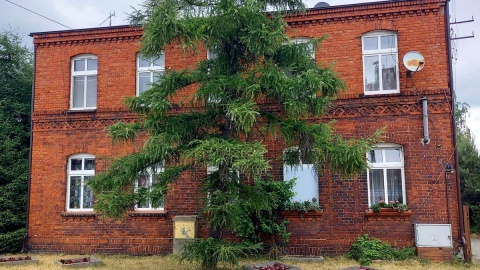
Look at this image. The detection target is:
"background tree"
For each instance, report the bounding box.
[455,101,480,232]
[0,30,32,254]
[90,0,378,268]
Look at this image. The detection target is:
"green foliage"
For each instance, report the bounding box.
[348,235,415,265]
[0,30,32,254]
[369,200,408,213]
[177,238,262,270]
[283,199,321,213]
[455,101,480,232]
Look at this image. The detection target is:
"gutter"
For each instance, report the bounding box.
[445,0,466,255]
[21,43,35,253]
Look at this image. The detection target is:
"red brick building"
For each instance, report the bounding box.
[28,0,463,259]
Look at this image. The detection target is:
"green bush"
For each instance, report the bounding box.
[178,238,262,270]
[348,234,415,265]
[0,228,25,254]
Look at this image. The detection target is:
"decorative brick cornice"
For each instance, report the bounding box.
[32,25,142,48]
[286,0,445,27]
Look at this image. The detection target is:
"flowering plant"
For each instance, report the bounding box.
[370,200,408,213]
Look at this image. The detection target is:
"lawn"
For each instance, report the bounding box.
[0,254,479,270]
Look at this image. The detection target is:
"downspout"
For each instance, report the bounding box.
[22,41,36,253]
[422,97,430,145]
[445,0,466,254]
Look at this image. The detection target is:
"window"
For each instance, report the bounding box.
[67,154,95,211]
[367,144,406,206]
[290,38,315,59]
[283,148,319,202]
[71,55,97,109]
[136,164,164,210]
[137,52,165,96]
[362,32,399,94]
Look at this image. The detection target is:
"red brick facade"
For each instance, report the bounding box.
[28,0,461,257]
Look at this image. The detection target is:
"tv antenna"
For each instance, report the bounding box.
[100,11,116,26]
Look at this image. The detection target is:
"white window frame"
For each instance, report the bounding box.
[366,143,406,206]
[66,154,95,211]
[290,37,315,59]
[362,31,400,95]
[71,55,98,110]
[283,148,319,202]
[136,52,165,96]
[135,163,165,211]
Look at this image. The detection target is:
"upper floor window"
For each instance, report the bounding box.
[71,55,97,110]
[283,148,318,203]
[367,144,406,206]
[67,154,95,211]
[137,52,165,96]
[136,164,164,210]
[290,38,315,59]
[362,32,399,95]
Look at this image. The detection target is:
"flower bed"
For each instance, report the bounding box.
[243,262,302,270]
[55,256,102,267]
[0,256,38,265]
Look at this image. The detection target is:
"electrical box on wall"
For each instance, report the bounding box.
[415,224,452,247]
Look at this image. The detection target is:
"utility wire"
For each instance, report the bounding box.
[4,0,72,30]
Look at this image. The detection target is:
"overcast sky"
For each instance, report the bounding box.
[1,0,478,148]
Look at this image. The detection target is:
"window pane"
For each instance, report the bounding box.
[381,54,397,90]
[137,174,149,188]
[139,72,151,94]
[368,149,383,163]
[86,76,97,107]
[138,55,150,67]
[363,36,378,50]
[153,72,163,83]
[386,169,403,202]
[385,149,401,162]
[69,176,82,209]
[380,35,396,49]
[84,158,95,170]
[153,54,165,67]
[73,77,85,108]
[284,164,319,202]
[87,58,98,71]
[364,55,379,92]
[369,169,384,204]
[74,60,85,71]
[71,158,83,170]
[82,176,94,209]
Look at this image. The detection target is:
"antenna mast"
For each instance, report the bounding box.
[100,11,116,26]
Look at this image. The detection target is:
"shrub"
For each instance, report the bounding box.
[348,234,415,265]
[178,238,262,270]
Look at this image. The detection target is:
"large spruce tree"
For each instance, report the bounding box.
[0,31,32,254]
[90,0,377,268]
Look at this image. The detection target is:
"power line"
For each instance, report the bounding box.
[4,0,72,30]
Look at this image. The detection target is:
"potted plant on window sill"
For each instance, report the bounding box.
[365,200,412,217]
[281,199,323,219]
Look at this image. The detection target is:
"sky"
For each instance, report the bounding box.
[0,0,478,148]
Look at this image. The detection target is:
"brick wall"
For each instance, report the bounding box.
[29,0,460,256]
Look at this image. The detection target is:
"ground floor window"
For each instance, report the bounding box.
[67,154,95,211]
[367,144,406,206]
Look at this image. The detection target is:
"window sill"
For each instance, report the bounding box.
[67,109,97,113]
[61,211,96,218]
[365,209,412,219]
[281,210,324,221]
[128,211,168,217]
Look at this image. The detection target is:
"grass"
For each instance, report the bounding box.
[0,254,479,270]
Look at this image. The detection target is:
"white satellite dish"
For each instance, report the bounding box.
[403,51,425,72]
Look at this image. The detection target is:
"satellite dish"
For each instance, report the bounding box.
[403,51,425,72]
[314,2,330,8]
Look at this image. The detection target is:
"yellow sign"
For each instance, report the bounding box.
[174,221,195,239]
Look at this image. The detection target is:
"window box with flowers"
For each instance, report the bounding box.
[281,199,324,221]
[365,200,412,218]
